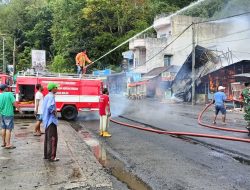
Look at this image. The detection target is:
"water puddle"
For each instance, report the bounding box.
[15,132,30,138]
[20,127,28,129]
[208,151,226,158]
[72,124,151,190]
[0,156,11,160]
[22,124,30,126]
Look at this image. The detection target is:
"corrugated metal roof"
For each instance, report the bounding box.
[143,65,180,78]
[234,73,250,78]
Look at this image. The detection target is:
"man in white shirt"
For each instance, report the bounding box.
[34,84,44,136]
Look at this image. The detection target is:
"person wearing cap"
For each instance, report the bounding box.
[213,86,227,125]
[42,82,60,162]
[0,84,22,149]
[75,48,93,74]
[99,88,112,137]
[241,82,250,126]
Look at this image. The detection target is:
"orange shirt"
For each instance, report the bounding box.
[75,52,92,67]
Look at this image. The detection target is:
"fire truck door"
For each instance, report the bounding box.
[79,83,100,110]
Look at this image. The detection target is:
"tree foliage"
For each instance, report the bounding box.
[4,0,247,73]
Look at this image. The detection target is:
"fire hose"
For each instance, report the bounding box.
[110,102,250,143]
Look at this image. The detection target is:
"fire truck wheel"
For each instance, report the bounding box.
[61,105,78,120]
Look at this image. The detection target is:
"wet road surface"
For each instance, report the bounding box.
[75,99,250,190]
[2,95,250,190]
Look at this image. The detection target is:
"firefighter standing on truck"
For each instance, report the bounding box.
[99,88,111,137]
[75,48,93,74]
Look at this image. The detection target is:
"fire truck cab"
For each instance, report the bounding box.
[15,72,103,120]
[0,74,13,87]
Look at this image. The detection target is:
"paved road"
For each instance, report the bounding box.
[111,95,250,159]
[76,95,250,190]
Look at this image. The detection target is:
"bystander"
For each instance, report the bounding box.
[213,86,227,125]
[0,84,22,149]
[34,84,44,136]
[42,83,59,162]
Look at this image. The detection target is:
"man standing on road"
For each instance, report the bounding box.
[99,88,112,137]
[241,82,250,126]
[34,84,44,136]
[75,48,93,74]
[0,84,22,149]
[42,83,59,162]
[213,86,227,125]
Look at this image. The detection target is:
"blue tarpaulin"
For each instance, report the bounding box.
[126,72,141,82]
[93,69,111,76]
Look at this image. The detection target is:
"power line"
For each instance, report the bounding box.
[144,11,250,64]
[91,11,250,71]
[232,51,250,55]
[127,12,250,70]
[141,24,192,66]
[174,43,192,53]
[197,28,250,44]
[88,0,208,66]
[199,37,250,45]
[195,11,250,24]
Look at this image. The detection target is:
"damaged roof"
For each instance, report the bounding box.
[234,73,250,78]
[143,65,180,78]
[174,45,216,81]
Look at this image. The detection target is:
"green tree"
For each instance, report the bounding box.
[50,54,72,72]
[49,0,87,72]
[0,0,52,72]
[2,0,239,74]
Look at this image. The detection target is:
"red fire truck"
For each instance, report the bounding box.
[15,72,103,120]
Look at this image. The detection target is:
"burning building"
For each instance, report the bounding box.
[201,60,250,100]
[171,44,250,103]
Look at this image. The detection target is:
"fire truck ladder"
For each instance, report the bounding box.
[17,71,98,79]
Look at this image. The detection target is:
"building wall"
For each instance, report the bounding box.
[130,14,250,75]
[153,15,171,38]
[145,38,168,72]
[197,15,250,65]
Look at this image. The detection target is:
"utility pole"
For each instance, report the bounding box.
[13,38,16,74]
[191,22,196,105]
[2,37,5,73]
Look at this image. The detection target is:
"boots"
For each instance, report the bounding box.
[102,131,112,137]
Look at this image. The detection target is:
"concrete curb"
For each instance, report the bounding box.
[59,121,113,189]
[0,119,113,190]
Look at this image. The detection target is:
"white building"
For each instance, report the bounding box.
[129,14,250,76]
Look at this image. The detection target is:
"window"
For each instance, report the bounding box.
[139,49,146,66]
[160,34,167,38]
[164,55,172,67]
